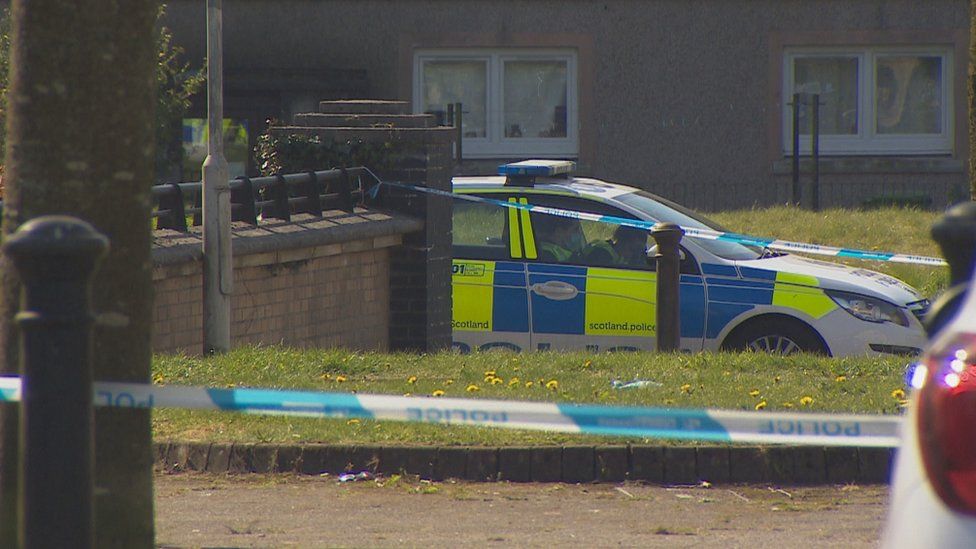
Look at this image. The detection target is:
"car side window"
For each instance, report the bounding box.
[524,194,700,274]
[452,200,508,260]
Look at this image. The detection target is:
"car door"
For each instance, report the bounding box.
[522,194,707,352]
[451,196,532,352]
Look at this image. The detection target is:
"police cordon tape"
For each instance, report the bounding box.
[366,177,947,267]
[0,376,902,447]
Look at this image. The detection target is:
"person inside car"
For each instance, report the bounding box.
[582,225,649,268]
[536,215,584,263]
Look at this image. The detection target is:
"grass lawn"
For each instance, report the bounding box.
[152,346,912,446]
[152,205,939,446]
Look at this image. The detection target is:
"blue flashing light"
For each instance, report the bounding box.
[498,160,576,177]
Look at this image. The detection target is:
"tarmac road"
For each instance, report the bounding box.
[154,472,888,548]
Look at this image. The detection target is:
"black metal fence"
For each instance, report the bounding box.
[152,167,373,232]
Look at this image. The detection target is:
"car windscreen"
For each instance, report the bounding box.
[615,191,763,261]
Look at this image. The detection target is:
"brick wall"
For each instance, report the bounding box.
[152,210,423,355]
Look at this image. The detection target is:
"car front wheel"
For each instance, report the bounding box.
[721,316,829,356]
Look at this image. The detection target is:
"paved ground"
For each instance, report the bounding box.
[154,472,888,548]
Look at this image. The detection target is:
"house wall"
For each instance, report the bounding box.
[164,0,969,210]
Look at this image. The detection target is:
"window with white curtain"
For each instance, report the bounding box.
[414,50,578,158]
[783,48,951,155]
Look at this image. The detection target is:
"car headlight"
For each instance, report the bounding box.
[825,290,910,327]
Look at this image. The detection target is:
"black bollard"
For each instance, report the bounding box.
[4,216,108,549]
[925,202,976,336]
[651,222,684,352]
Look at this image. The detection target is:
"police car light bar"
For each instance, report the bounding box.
[498,160,576,177]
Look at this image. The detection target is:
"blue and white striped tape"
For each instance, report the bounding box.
[369,178,946,267]
[0,377,902,447]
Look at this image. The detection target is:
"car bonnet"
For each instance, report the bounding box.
[736,254,924,305]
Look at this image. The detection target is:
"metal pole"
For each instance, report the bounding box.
[454,102,463,164]
[791,93,801,206]
[5,216,108,549]
[651,223,684,352]
[811,93,820,212]
[203,0,232,353]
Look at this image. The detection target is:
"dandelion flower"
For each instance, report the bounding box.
[509,377,520,386]
[755,401,767,410]
[491,377,504,385]
[525,381,534,388]
[546,380,559,390]
[680,383,692,393]
[445,379,454,385]
[800,396,814,406]
[335,375,347,383]
[748,389,760,397]
[891,388,906,400]
[432,390,445,397]
[782,402,794,408]
[347,419,360,425]
[466,384,480,393]
[407,375,418,384]
[835,375,847,382]
[584,360,592,368]
[484,370,496,377]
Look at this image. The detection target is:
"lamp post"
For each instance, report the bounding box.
[202,0,231,353]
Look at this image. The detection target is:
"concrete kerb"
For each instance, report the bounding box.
[154,442,895,485]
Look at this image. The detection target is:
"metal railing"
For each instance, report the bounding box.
[152,167,372,232]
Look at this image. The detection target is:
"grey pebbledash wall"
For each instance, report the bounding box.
[163,0,970,211]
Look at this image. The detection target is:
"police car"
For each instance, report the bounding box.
[451,160,929,356]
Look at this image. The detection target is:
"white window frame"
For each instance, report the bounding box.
[782,47,952,156]
[414,49,578,158]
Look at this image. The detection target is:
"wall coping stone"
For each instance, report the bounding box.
[269,125,456,144]
[152,208,422,267]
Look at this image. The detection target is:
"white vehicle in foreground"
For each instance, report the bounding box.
[882,262,976,547]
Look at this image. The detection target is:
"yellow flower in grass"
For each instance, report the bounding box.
[748,389,761,397]
[484,370,496,378]
[546,380,559,390]
[891,388,906,400]
[583,360,592,368]
[782,402,794,408]
[755,401,767,410]
[680,384,692,394]
[335,375,347,383]
[432,390,445,397]
[491,377,504,385]
[508,377,521,387]
[466,384,480,393]
[799,396,814,406]
[445,379,454,386]
[407,376,418,384]
[484,375,498,383]
[835,375,847,382]
[525,381,534,388]
[347,418,360,425]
